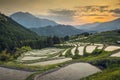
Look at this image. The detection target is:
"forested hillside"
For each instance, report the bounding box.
[31,25,83,37]
[0,13,63,61]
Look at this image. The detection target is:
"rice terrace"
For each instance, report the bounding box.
[0,0,120,80]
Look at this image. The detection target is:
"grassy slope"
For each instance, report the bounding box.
[74,30,120,45]
[82,67,120,80]
[0,14,40,40]
[72,30,120,79]
[78,48,120,80]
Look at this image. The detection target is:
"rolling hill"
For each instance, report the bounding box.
[30,25,83,37]
[78,29,120,44]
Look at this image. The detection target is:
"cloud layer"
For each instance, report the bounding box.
[48,9,75,22]
[0,0,119,25]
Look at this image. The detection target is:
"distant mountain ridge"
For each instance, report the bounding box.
[30,25,83,37]
[75,18,120,32]
[10,12,58,28]
[75,22,100,30]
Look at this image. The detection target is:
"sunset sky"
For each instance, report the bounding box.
[0,0,120,25]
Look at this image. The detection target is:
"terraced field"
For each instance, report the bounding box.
[71,47,77,55]
[62,48,70,55]
[15,42,120,80]
[0,67,33,80]
[78,46,84,55]
[35,63,101,80]
[18,48,64,63]
[111,52,120,57]
[27,58,72,66]
[86,45,97,53]
[105,46,120,51]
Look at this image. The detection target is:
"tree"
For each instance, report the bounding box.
[64,36,69,41]
[53,36,61,44]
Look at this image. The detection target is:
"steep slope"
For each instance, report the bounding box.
[30,25,83,37]
[10,12,58,28]
[76,18,120,32]
[0,13,40,51]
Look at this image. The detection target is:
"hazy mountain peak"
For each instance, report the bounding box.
[10,12,58,28]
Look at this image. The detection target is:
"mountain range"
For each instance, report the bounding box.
[75,18,120,32]
[10,12,120,36]
[10,12,83,37]
[30,25,83,37]
[10,12,58,28]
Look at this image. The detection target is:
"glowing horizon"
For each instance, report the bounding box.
[0,0,119,25]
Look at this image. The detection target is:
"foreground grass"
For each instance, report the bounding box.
[1,45,120,80]
[26,48,120,80]
[81,66,120,80]
[0,59,73,80]
[78,48,120,80]
[81,57,120,80]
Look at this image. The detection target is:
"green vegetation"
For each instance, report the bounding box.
[77,48,120,80]
[78,30,120,45]
[65,48,72,57]
[0,13,120,80]
[72,46,81,59]
[0,46,32,61]
[0,50,12,61]
[67,32,120,80]
[81,58,120,80]
[0,13,67,62]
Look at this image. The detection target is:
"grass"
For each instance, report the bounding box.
[78,48,120,80]
[75,46,79,55]
[25,60,73,80]
[65,48,73,57]
[24,31,120,80]
[81,58,120,80]
[81,66,120,80]
[18,48,65,64]
[76,30,120,45]
[1,43,120,80]
[24,46,120,80]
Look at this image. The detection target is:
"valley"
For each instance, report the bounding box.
[1,38,120,80]
[0,9,120,80]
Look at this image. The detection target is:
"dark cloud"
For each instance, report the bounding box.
[112,14,120,17]
[116,2,120,5]
[75,5,109,12]
[80,14,108,16]
[49,9,75,16]
[48,9,76,22]
[109,8,120,14]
